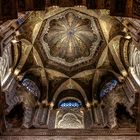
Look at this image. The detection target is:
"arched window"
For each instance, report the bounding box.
[22,78,40,98]
[100,80,118,98]
[58,100,81,108]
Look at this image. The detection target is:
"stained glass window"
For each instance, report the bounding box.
[100,80,118,98]
[22,78,40,98]
[59,101,81,108]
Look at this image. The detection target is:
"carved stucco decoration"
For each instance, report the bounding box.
[57,113,83,129]
[37,8,106,67]
[0,46,14,90]
[108,35,128,77]
[129,41,140,86]
[55,108,84,129]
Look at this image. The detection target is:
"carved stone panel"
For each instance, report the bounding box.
[55,108,84,129]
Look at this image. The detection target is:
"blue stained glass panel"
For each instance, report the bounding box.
[100,80,118,98]
[59,101,81,108]
[22,78,40,98]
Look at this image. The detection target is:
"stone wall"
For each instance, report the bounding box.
[1,136,140,140]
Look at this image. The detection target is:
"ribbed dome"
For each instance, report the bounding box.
[44,12,97,62]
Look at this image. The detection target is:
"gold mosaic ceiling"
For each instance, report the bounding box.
[44,12,97,63]
[35,8,106,68]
